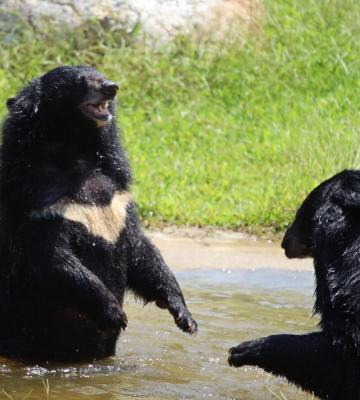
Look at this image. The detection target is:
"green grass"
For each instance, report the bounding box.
[0,1,360,234]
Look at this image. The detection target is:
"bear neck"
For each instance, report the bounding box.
[0,111,132,212]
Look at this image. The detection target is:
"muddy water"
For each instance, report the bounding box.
[0,269,317,400]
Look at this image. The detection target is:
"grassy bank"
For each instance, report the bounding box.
[0,0,359,234]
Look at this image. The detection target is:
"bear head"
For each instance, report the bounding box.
[6,65,118,128]
[281,170,360,259]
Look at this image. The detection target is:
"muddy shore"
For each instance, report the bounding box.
[147,227,313,271]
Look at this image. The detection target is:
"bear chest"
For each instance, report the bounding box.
[30,173,132,243]
[59,191,132,243]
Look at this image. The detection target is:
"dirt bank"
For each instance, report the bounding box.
[147,227,313,271]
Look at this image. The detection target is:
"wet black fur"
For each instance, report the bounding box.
[0,66,197,361]
[229,170,360,400]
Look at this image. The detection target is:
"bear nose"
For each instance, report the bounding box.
[101,82,119,99]
[281,233,289,250]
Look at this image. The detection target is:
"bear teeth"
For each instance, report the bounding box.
[85,101,110,118]
[97,101,109,112]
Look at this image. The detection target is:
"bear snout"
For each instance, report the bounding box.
[100,81,119,99]
[281,228,312,259]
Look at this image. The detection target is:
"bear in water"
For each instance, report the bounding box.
[229,170,360,400]
[0,66,197,361]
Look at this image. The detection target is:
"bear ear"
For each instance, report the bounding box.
[6,97,15,109]
[332,172,360,208]
[8,78,41,119]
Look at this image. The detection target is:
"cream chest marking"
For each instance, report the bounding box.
[30,191,132,243]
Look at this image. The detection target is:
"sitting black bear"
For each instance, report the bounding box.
[229,170,360,400]
[0,65,197,361]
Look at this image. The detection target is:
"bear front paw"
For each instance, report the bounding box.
[101,302,128,331]
[172,306,198,335]
[228,338,265,367]
[159,297,198,335]
[176,311,198,335]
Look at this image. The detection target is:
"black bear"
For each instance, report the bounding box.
[228,170,360,400]
[0,65,197,361]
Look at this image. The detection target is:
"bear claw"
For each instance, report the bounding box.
[174,313,198,335]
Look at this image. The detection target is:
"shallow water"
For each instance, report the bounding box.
[0,268,317,400]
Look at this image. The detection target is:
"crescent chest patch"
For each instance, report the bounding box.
[30,191,132,243]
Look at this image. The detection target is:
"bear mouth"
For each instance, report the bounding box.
[83,100,111,121]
